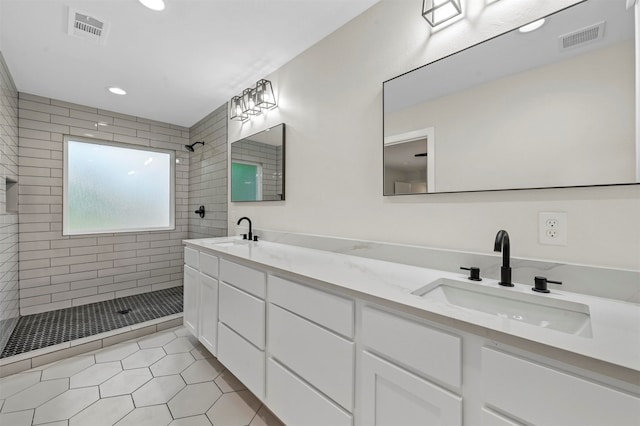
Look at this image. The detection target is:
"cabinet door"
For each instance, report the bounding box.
[183,265,199,337]
[359,351,462,426]
[198,272,218,356]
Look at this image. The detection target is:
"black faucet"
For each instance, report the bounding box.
[237,217,253,241]
[493,230,513,287]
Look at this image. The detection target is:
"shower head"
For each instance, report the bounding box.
[185,141,205,152]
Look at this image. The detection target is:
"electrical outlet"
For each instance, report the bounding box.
[539,212,567,245]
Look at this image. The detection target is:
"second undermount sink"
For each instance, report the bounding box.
[412,278,592,337]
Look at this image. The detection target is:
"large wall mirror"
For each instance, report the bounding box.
[231,123,285,202]
[384,0,638,195]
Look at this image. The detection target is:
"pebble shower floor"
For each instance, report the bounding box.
[1,287,183,358]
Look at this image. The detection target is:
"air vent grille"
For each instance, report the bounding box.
[67,7,110,44]
[559,21,605,51]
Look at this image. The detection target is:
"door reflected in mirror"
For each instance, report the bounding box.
[384,127,435,195]
[383,0,638,195]
[231,123,285,202]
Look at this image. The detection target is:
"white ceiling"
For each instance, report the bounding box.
[0,0,379,127]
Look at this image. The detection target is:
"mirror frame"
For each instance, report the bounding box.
[383,0,638,196]
[230,123,286,203]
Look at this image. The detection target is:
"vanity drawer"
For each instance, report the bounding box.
[268,304,354,411]
[199,251,219,278]
[218,323,264,400]
[219,282,265,349]
[269,275,354,338]
[267,358,352,426]
[184,247,199,269]
[220,259,265,299]
[362,306,461,389]
[482,347,640,426]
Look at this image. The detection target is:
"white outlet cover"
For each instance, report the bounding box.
[539,212,567,246]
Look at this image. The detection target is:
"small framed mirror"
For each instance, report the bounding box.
[231,123,285,202]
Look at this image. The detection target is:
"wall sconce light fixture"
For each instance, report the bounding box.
[255,79,276,110]
[422,0,462,27]
[230,79,277,122]
[242,88,262,116]
[229,95,248,121]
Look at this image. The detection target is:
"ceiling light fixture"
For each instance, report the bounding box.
[422,0,462,27]
[108,87,127,95]
[519,18,546,33]
[139,0,165,11]
[230,79,277,122]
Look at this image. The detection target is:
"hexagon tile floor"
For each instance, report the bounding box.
[0,326,284,426]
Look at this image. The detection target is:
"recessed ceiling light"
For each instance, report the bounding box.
[108,87,127,95]
[519,18,545,33]
[139,0,165,11]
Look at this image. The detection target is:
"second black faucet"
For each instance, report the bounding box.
[493,229,513,287]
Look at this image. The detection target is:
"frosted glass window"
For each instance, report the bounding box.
[63,137,175,235]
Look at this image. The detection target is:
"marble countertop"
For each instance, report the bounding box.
[184,237,640,372]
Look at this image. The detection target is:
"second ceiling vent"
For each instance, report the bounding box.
[67,7,110,45]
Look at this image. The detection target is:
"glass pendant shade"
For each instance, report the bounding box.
[242,88,262,116]
[422,0,462,27]
[229,96,248,121]
[255,79,277,110]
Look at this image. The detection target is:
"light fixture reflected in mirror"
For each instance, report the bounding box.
[422,0,462,27]
[229,79,278,123]
[519,19,546,33]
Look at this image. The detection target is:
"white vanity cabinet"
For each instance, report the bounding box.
[183,248,200,336]
[183,240,640,426]
[359,306,463,426]
[482,347,640,426]
[267,276,355,426]
[183,264,199,336]
[217,259,267,400]
[183,248,219,355]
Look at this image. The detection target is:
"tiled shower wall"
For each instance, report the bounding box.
[188,104,228,239]
[0,52,19,351]
[17,93,191,315]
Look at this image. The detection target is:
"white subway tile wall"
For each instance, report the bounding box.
[188,105,228,239]
[0,52,19,352]
[18,93,191,316]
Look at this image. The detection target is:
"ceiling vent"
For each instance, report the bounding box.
[67,7,110,45]
[558,21,605,51]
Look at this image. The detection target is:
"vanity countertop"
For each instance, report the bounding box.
[184,237,640,372]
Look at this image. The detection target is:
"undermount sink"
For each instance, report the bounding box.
[208,238,252,247]
[412,278,592,337]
